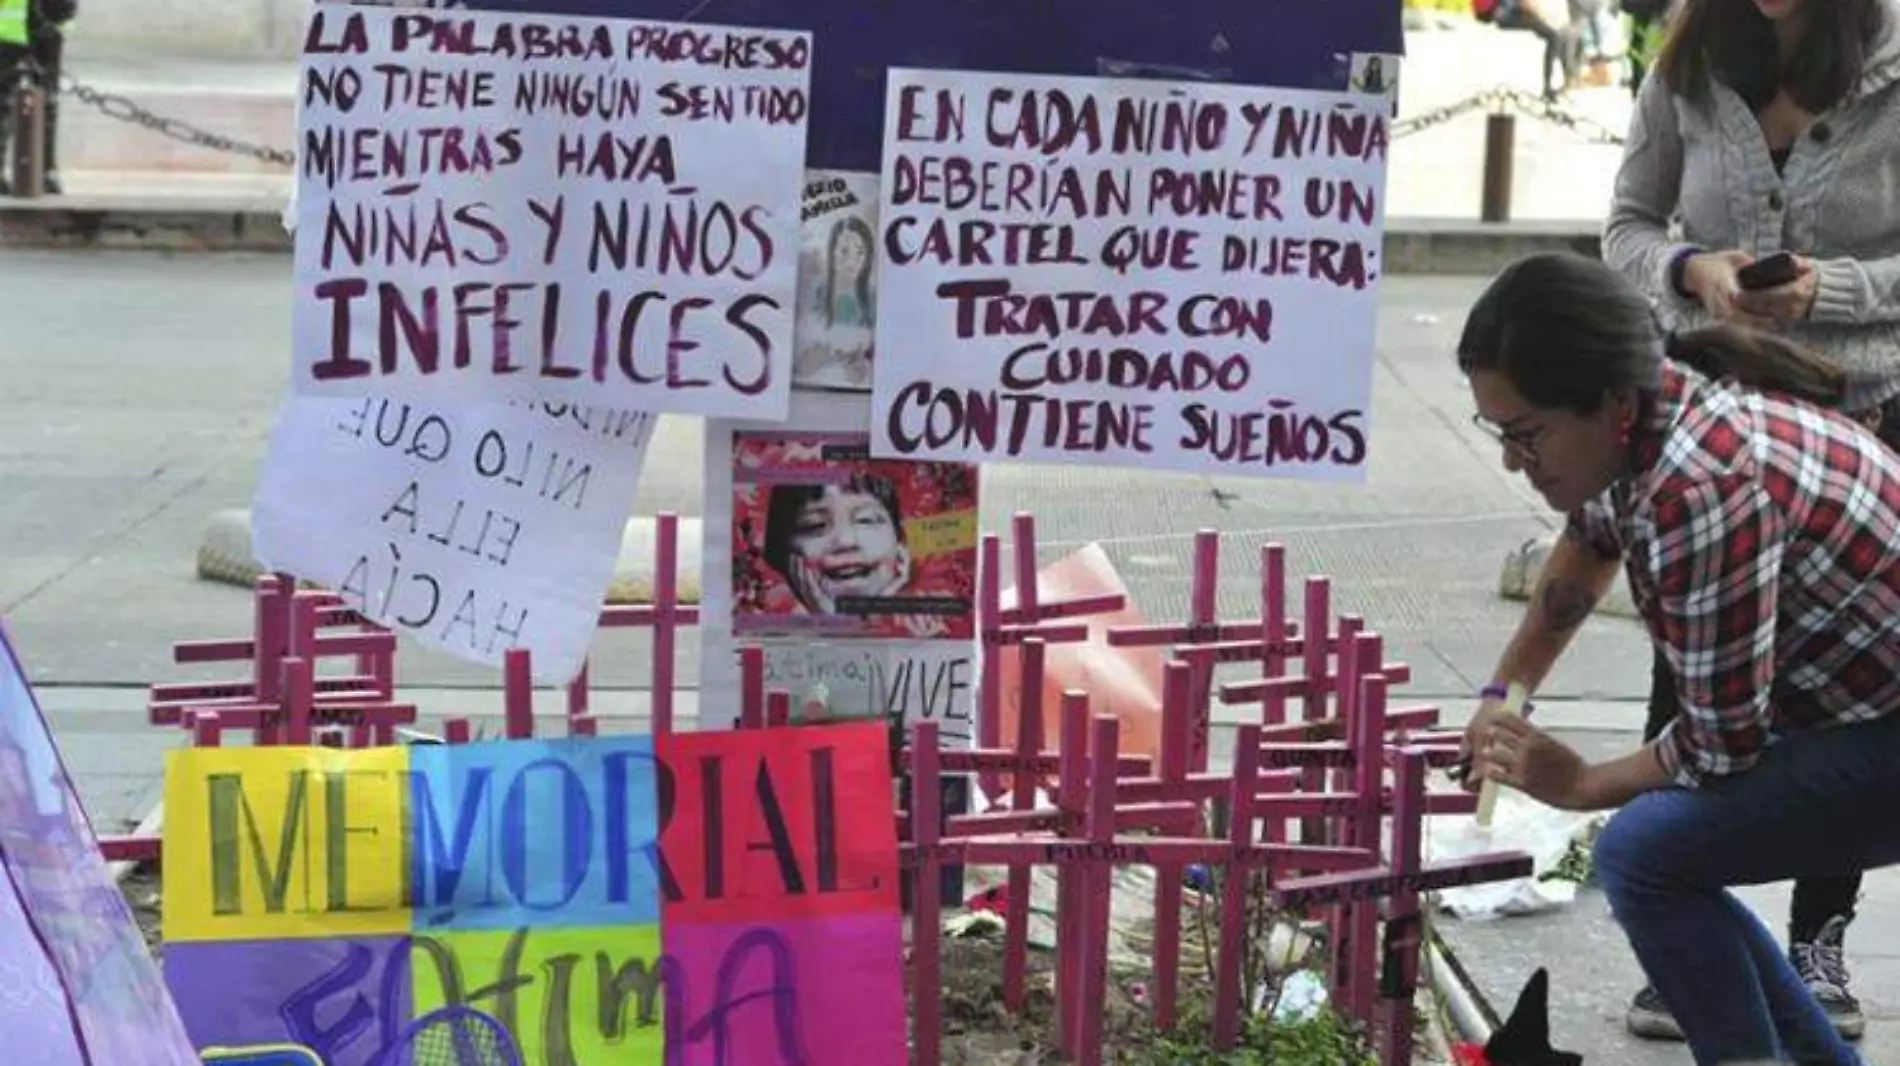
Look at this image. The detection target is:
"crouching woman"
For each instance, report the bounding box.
[1457,252,1900,1066]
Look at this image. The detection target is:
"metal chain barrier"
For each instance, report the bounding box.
[50,74,1621,173]
[1394,85,1627,146]
[57,72,296,168]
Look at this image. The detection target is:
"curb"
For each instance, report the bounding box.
[1383,219,1603,276]
[0,201,290,252]
[2,198,1600,271]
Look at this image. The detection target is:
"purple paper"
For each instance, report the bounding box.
[164,935,414,1066]
[0,623,200,1065]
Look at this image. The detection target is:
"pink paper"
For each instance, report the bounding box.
[661,912,906,1065]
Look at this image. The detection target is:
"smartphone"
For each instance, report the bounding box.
[1738,251,1802,291]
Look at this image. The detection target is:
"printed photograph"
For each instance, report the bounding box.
[1349,52,1400,110]
[793,171,880,391]
[730,431,978,639]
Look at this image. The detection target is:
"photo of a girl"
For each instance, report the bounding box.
[730,431,977,639]
[820,216,876,331]
[765,475,911,617]
[793,171,880,390]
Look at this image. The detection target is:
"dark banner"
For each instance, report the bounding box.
[452,0,1404,171]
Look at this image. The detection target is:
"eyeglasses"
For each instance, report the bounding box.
[1471,413,1545,466]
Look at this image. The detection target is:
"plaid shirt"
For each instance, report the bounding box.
[1568,362,1900,786]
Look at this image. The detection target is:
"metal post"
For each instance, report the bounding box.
[8,70,44,199]
[1480,112,1515,224]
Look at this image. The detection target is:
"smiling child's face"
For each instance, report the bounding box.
[788,485,902,600]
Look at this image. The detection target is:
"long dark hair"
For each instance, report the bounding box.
[824,217,875,327]
[1657,0,1886,111]
[1457,253,1848,412]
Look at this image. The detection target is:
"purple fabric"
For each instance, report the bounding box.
[0,623,200,1065]
[0,864,84,1066]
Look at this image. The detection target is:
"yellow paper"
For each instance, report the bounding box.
[408,924,666,1064]
[163,746,412,942]
[903,507,977,559]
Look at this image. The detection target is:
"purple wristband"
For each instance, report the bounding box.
[1479,682,1511,701]
[1668,246,1704,299]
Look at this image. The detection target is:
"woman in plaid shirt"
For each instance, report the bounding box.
[1458,252,1900,1066]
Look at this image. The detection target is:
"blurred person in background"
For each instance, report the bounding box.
[1623,0,1682,94]
[1480,0,1587,98]
[0,0,72,195]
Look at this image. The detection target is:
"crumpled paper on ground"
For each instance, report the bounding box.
[1425,788,1607,920]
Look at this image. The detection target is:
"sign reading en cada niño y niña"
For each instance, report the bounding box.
[870,68,1390,481]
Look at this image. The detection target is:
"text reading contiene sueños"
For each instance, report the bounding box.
[290,8,811,419]
[868,69,1389,480]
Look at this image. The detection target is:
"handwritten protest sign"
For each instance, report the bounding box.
[161,723,904,1066]
[700,391,980,741]
[0,626,200,1066]
[762,642,976,746]
[870,69,1388,480]
[252,398,655,684]
[292,6,811,418]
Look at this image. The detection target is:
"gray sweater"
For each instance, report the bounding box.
[1603,0,1900,412]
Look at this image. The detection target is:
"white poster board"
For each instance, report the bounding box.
[701,392,979,743]
[870,68,1388,480]
[251,398,655,683]
[292,6,811,418]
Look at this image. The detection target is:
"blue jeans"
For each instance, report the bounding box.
[1595,716,1900,1065]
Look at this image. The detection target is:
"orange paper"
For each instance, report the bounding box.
[994,544,1165,795]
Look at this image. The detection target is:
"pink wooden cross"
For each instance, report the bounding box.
[151,576,413,744]
[975,513,1128,804]
[906,709,1405,1066]
[556,512,700,738]
[1273,713,1534,1066]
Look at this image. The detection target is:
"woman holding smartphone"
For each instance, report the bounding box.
[1601,0,1900,1043]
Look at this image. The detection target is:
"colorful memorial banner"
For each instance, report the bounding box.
[869,68,1389,480]
[292,5,812,418]
[160,722,905,1066]
[0,624,201,1066]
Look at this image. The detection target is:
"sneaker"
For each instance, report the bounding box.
[1626,984,1684,1041]
[1792,915,1866,1041]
